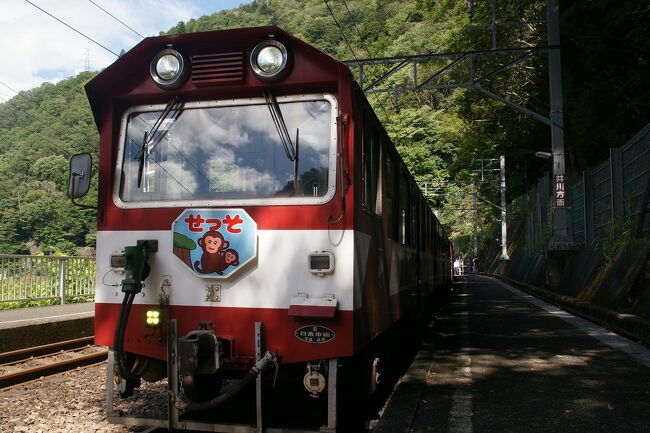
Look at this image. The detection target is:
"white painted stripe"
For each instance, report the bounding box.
[0,311,93,326]
[448,283,473,433]
[498,280,650,368]
[96,229,355,309]
[450,387,473,433]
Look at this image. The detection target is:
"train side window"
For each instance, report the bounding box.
[385,152,397,239]
[399,170,410,245]
[362,117,370,209]
[410,187,418,247]
[420,200,426,252]
[427,202,432,252]
[363,118,381,215]
[375,138,383,215]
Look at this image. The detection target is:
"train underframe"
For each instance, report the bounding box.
[107,318,342,432]
[105,311,433,433]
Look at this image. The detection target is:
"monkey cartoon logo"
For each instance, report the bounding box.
[193,231,239,275]
[173,209,256,278]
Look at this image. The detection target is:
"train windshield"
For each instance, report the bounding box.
[118,95,335,205]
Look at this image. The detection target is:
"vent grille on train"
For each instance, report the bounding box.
[191,52,244,86]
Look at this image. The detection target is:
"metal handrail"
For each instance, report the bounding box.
[0,255,95,304]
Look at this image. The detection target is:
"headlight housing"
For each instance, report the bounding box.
[250,40,291,82]
[150,47,189,90]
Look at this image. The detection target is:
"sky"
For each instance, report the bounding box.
[0,0,248,101]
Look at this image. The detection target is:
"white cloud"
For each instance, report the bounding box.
[0,0,245,95]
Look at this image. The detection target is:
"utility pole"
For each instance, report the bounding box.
[473,191,478,257]
[500,155,509,260]
[546,0,573,250]
[343,0,571,253]
[472,156,508,260]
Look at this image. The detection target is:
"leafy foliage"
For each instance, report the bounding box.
[0,73,98,254]
[0,0,647,252]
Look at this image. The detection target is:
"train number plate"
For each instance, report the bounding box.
[295,325,335,344]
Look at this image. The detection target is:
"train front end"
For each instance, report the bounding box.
[77,27,356,431]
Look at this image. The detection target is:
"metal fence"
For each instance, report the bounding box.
[522,124,650,253]
[524,172,551,255]
[0,255,95,304]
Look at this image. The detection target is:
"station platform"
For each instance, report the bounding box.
[0,302,94,352]
[374,275,650,433]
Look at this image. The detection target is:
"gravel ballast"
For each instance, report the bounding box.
[0,363,131,433]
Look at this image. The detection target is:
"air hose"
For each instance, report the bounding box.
[184,351,278,413]
[114,292,140,381]
[113,240,158,382]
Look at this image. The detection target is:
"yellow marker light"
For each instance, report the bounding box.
[145,309,162,327]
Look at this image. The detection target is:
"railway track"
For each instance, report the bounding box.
[0,336,107,388]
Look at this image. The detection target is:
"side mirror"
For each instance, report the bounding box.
[67,153,92,199]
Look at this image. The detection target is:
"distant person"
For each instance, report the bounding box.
[453,258,460,276]
[472,257,478,274]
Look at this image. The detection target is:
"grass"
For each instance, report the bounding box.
[0,295,94,310]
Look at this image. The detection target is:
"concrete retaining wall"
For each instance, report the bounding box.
[0,316,94,352]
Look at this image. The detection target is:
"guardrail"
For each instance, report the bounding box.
[0,255,95,304]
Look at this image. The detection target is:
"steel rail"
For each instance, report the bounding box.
[0,345,107,388]
[0,336,96,364]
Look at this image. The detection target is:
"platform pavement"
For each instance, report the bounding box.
[0,302,94,352]
[493,272,650,346]
[374,275,650,433]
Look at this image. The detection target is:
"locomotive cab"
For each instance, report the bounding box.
[73,26,450,432]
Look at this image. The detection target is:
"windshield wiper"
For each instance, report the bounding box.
[263,90,300,193]
[137,95,184,188]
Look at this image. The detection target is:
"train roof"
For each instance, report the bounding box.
[85,26,352,129]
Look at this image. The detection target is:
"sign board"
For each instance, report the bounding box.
[172,209,257,278]
[554,174,567,207]
[294,325,336,344]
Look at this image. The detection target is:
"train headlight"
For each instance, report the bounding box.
[257,46,283,73]
[150,47,189,90]
[145,309,162,327]
[156,54,181,80]
[250,40,291,82]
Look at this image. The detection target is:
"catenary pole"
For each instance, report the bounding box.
[547,0,573,249]
[500,155,509,260]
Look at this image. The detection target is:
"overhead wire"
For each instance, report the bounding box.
[3,0,137,129]
[0,86,198,194]
[340,0,393,116]
[0,105,65,150]
[0,80,39,103]
[0,93,93,149]
[0,0,115,149]
[323,0,358,65]
[0,98,72,152]
[85,0,145,39]
[23,0,119,57]
[322,0,390,119]
[1,91,192,197]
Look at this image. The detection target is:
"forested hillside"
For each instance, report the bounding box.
[0,0,647,254]
[0,73,98,254]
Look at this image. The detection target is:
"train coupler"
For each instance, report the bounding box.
[177,328,223,402]
[178,330,222,375]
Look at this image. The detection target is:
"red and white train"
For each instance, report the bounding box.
[69,26,451,432]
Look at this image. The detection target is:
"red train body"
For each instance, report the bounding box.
[77,26,450,431]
